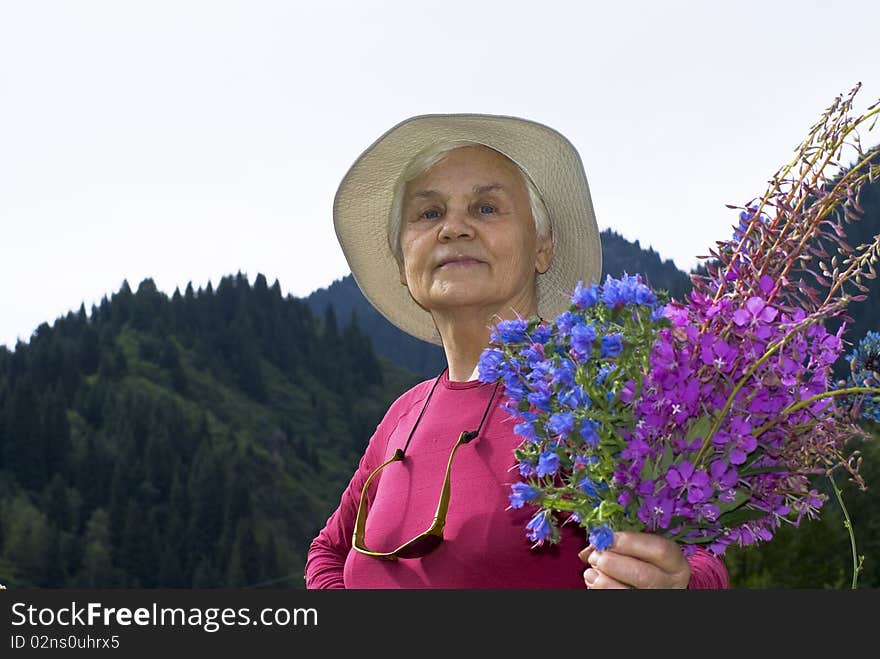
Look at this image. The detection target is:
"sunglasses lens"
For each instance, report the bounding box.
[396,534,443,559]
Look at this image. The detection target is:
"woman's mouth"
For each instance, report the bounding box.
[438,258,483,269]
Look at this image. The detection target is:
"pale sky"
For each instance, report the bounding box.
[2,0,878,350]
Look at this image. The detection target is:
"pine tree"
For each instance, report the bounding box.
[4,374,46,490]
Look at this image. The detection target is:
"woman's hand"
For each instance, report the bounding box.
[578,531,690,589]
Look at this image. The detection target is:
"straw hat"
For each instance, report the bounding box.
[333,113,602,346]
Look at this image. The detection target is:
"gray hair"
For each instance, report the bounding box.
[388,140,552,262]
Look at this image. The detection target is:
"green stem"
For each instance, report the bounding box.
[828,472,860,589]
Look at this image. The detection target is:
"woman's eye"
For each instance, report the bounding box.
[421,209,441,220]
[479,204,496,214]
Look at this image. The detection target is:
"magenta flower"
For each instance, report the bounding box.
[732,296,778,328]
[665,461,711,504]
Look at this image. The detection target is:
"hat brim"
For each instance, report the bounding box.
[333,113,602,346]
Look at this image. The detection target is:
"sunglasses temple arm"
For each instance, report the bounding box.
[353,449,404,546]
[431,432,468,527]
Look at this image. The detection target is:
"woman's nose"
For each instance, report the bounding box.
[437,207,475,242]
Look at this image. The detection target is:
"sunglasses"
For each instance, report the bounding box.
[351,375,500,561]
[352,430,477,560]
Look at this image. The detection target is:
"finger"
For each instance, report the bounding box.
[606,531,687,575]
[578,545,594,564]
[584,567,630,590]
[588,545,671,589]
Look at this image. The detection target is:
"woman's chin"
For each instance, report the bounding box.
[421,288,490,312]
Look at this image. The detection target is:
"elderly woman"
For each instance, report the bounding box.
[305,114,728,589]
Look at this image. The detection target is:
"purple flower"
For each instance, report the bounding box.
[665,461,711,504]
[638,493,674,530]
[732,296,778,328]
[551,358,577,388]
[709,459,738,492]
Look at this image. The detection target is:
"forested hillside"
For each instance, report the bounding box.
[0,274,421,587]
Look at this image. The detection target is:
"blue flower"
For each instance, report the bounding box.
[477,348,505,382]
[559,385,590,410]
[847,330,880,422]
[527,386,552,412]
[525,510,553,543]
[502,368,527,401]
[651,305,667,322]
[589,524,614,551]
[555,311,583,338]
[578,476,602,498]
[572,281,600,308]
[518,459,537,477]
[600,273,655,309]
[514,418,539,442]
[601,275,628,308]
[600,333,623,358]
[519,343,545,365]
[547,412,575,437]
[508,482,539,509]
[530,324,552,344]
[536,450,560,477]
[595,364,613,385]
[579,419,600,445]
[571,323,597,354]
[573,454,598,470]
[549,358,575,387]
[493,318,528,343]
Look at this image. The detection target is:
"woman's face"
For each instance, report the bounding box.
[397,145,553,318]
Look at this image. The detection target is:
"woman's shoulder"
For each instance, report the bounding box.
[383,374,438,419]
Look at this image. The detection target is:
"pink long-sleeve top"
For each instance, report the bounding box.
[305,370,729,589]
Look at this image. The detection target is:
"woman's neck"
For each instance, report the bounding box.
[432,297,537,382]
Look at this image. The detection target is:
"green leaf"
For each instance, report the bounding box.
[657,443,675,474]
[716,506,767,528]
[685,416,714,443]
[715,489,751,515]
[738,465,788,477]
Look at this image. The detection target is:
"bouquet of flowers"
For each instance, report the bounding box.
[478,83,880,571]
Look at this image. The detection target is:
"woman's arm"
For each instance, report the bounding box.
[304,448,377,589]
[304,385,426,589]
